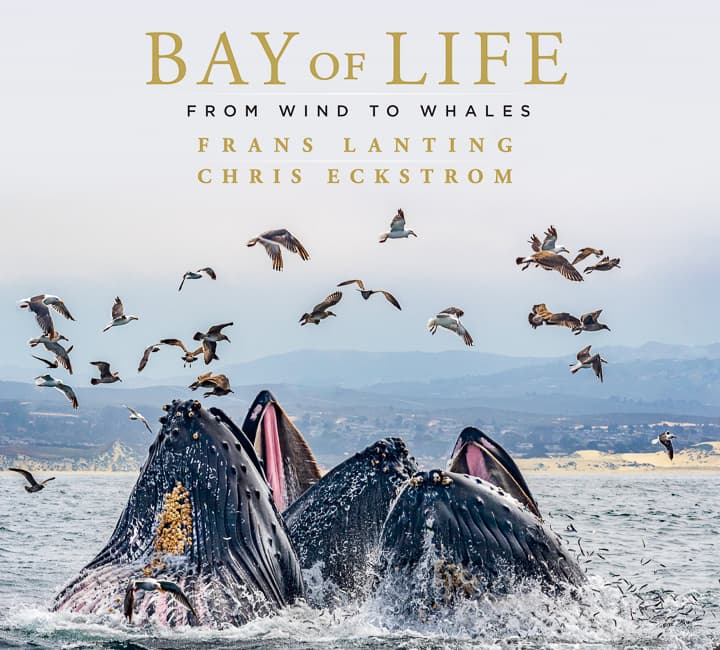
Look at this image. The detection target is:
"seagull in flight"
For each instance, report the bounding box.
[103,297,139,331]
[427,307,473,346]
[8,468,55,493]
[379,209,417,242]
[123,578,197,624]
[123,405,152,434]
[192,323,233,364]
[337,279,401,310]
[299,291,343,326]
[651,431,676,460]
[569,345,607,382]
[18,294,75,339]
[178,267,216,291]
[247,229,310,271]
[90,361,122,385]
[34,374,79,408]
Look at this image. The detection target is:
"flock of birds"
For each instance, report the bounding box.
[516,225,621,384]
[12,212,424,416]
[6,213,677,492]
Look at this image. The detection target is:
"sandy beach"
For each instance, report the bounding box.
[3,442,720,475]
[516,441,720,474]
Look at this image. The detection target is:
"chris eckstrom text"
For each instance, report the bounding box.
[193,135,514,186]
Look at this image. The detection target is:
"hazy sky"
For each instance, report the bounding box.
[1,1,718,384]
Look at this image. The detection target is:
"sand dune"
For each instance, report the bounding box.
[517,442,720,473]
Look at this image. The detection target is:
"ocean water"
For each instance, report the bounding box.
[0,472,718,650]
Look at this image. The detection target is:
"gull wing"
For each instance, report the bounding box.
[202,339,218,365]
[576,345,593,362]
[546,312,582,329]
[535,252,583,282]
[263,229,310,260]
[157,580,198,619]
[138,344,160,372]
[378,290,401,310]
[259,238,284,271]
[90,361,111,377]
[45,340,73,374]
[49,300,75,321]
[389,210,406,232]
[312,291,342,314]
[28,299,55,338]
[542,225,558,250]
[160,338,189,353]
[57,383,79,409]
[111,297,125,320]
[337,279,365,290]
[207,322,233,336]
[9,467,39,486]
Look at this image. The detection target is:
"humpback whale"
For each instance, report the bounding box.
[284,438,417,602]
[376,429,584,613]
[377,469,584,614]
[285,426,582,610]
[241,390,321,511]
[52,393,585,627]
[53,399,304,626]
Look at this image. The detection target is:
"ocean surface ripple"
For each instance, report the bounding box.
[1,473,718,649]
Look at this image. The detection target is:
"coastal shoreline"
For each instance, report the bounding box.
[2,443,720,476]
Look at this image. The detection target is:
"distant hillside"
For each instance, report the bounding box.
[1,343,719,466]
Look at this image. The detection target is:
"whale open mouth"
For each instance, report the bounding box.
[241,390,321,511]
[448,427,541,519]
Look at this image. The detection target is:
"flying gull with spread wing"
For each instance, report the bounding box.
[569,345,607,382]
[427,307,473,346]
[247,229,310,271]
[103,297,139,331]
[34,374,79,408]
[8,468,55,493]
[337,279,401,310]
[178,267,216,291]
[299,291,343,326]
